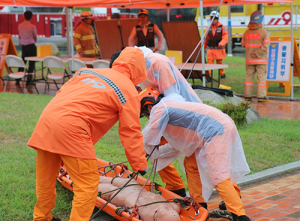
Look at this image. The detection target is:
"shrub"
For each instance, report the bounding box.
[203,101,251,125]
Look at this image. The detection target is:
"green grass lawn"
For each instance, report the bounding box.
[0,92,299,220]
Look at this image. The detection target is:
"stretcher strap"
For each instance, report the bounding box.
[209,210,233,220]
[128,205,143,221]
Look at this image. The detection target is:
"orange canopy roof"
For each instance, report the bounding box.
[0,0,293,8]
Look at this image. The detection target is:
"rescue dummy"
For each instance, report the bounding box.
[242,11,270,102]
[140,88,251,221]
[97,176,181,221]
[74,11,99,58]
[204,11,228,81]
[27,47,149,221]
[128,9,165,52]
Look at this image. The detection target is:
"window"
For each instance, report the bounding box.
[230,6,243,13]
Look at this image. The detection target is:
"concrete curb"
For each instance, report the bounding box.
[237,160,300,187]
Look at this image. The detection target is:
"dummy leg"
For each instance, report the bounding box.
[215,178,246,216]
[61,156,99,221]
[34,149,62,221]
[244,65,256,99]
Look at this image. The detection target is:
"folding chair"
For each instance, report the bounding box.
[43,56,70,94]
[66,58,87,76]
[4,55,39,94]
[92,60,110,69]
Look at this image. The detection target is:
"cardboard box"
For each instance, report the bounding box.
[165,50,182,64]
[37,45,52,57]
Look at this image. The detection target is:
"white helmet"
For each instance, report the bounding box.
[210,11,219,18]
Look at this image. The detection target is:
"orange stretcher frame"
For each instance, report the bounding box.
[57,158,209,221]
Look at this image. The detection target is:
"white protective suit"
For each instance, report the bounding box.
[142,94,250,202]
[137,47,202,103]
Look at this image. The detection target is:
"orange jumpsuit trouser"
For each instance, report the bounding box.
[34,149,99,221]
[157,137,185,191]
[207,59,225,77]
[184,153,245,216]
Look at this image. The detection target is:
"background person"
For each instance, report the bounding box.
[140,88,251,221]
[204,11,228,81]
[27,47,148,221]
[128,9,165,52]
[242,10,270,102]
[74,11,100,58]
[17,10,37,89]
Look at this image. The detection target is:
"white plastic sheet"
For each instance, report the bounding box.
[142,93,250,202]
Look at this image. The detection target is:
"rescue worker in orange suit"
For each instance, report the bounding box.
[74,11,100,58]
[140,88,251,221]
[109,46,203,197]
[242,11,270,102]
[204,11,228,81]
[27,47,149,221]
[128,9,165,52]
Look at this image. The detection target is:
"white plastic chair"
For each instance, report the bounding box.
[43,56,70,94]
[92,60,110,69]
[66,59,87,75]
[4,55,38,93]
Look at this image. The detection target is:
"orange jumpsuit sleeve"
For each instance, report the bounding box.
[219,25,228,47]
[241,33,245,48]
[118,95,148,172]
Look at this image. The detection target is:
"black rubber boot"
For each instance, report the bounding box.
[51,217,61,221]
[232,213,251,221]
[171,188,186,197]
[199,202,208,209]
[26,74,33,86]
[219,200,227,210]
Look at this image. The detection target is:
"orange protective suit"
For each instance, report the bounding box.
[28,47,148,221]
[157,137,185,191]
[204,21,228,76]
[184,153,245,216]
[142,94,250,215]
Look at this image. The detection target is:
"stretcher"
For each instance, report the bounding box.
[57,158,209,221]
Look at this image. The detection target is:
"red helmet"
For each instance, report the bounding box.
[139,87,163,117]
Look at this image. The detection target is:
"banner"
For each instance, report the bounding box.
[267,41,291,82]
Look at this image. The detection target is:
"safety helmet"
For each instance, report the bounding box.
[138,9,149,17]
[250,10,264,23]
[139,87,163,117]
[81,11,92,20]
[210,11,219,19]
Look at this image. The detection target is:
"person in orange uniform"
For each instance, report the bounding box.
[110,46,203,197]
[128,9,165,52]
[242,11,270,102]
[140,88,251,221]
[27,47,149,221]
[204,11,228,81]
[74,11,99,58]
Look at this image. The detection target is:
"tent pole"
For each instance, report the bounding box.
[167,7,170,21]
[69,7,75,77]
[290,1,294,100]
[66,8,70,56]
[200,0,206,86]
[227,5,232,56]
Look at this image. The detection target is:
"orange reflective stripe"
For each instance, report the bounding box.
[257,82,266,87]
[246,59,268,64]
[244,82,254,87]
[263,38,271,45]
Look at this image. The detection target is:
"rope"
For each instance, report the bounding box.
[209,210,233,220]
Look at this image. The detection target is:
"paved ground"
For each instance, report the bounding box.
[1,81,300,221]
